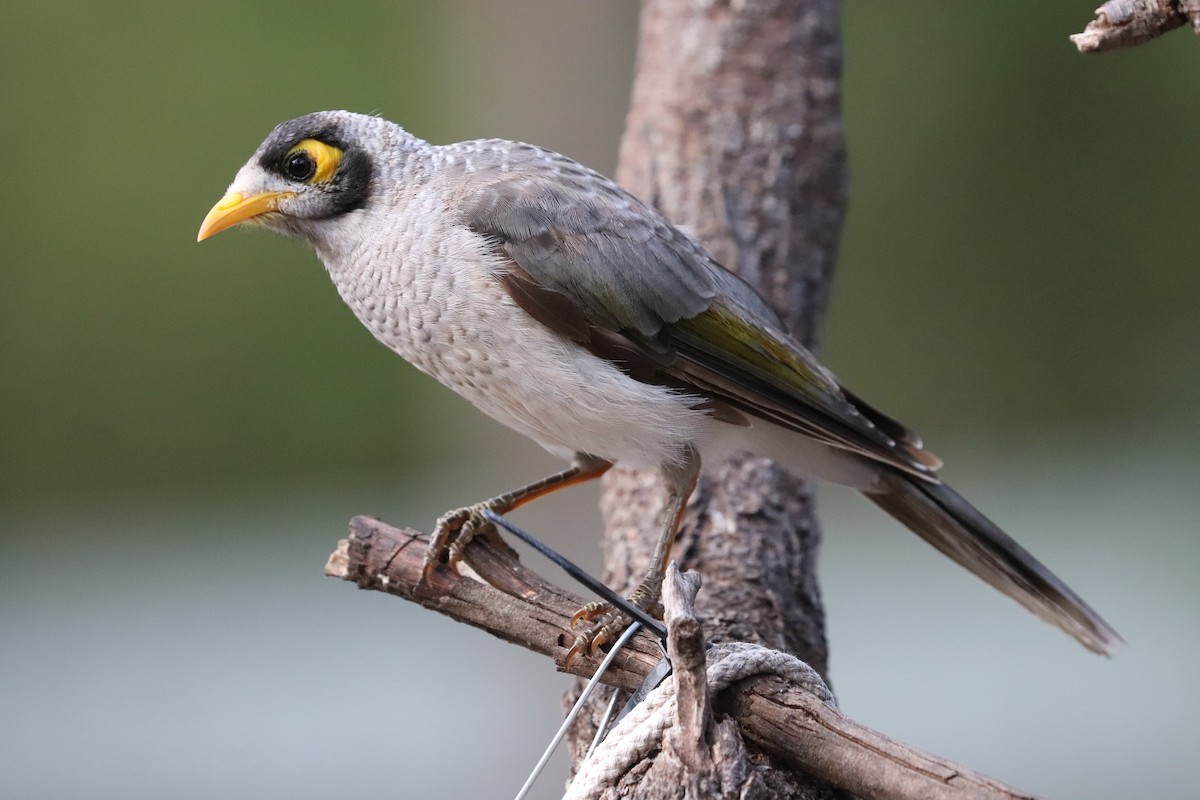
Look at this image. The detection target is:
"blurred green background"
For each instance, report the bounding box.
[2,2,1197,799]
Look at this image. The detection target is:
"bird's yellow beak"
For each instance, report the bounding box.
[197,190,294,242]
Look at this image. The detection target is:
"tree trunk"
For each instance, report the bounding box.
[567,0,849,795]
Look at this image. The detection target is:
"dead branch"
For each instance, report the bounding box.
[1071,0,1200,52]
[326,516,1042,800]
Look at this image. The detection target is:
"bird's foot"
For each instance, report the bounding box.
[421,502,506,585]
[564,583,663,665]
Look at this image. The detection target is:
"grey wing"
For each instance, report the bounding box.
[454,146,938,477]
[457,148,731,335]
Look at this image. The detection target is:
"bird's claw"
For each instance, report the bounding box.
[565,610,625,666]
[420,503,496,586]
[563,587,664,666]
[569,600,609,628]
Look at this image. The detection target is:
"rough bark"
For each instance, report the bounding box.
[574,0,849,796]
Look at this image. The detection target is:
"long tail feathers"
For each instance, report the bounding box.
[866,471,1123,655]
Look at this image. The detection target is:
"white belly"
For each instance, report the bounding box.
[319,221,708,470]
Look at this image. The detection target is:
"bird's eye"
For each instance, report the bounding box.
[283,139,344,184]
[284,151,316,182]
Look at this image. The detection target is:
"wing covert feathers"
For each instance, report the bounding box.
[463,147,942,479]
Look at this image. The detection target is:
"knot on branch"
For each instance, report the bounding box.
[565,564,833,800]
[566,642,834,800]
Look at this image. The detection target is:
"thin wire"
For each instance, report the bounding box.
[481,510,667,640]
[585,688,623,760]
[512,621,643,800]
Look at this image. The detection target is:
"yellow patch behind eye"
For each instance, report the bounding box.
[288,138,343,183]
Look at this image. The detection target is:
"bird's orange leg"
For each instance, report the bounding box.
[566,446,700,663]
[421,453,612,584]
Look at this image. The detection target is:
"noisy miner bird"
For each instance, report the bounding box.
[198,110,1121,657]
